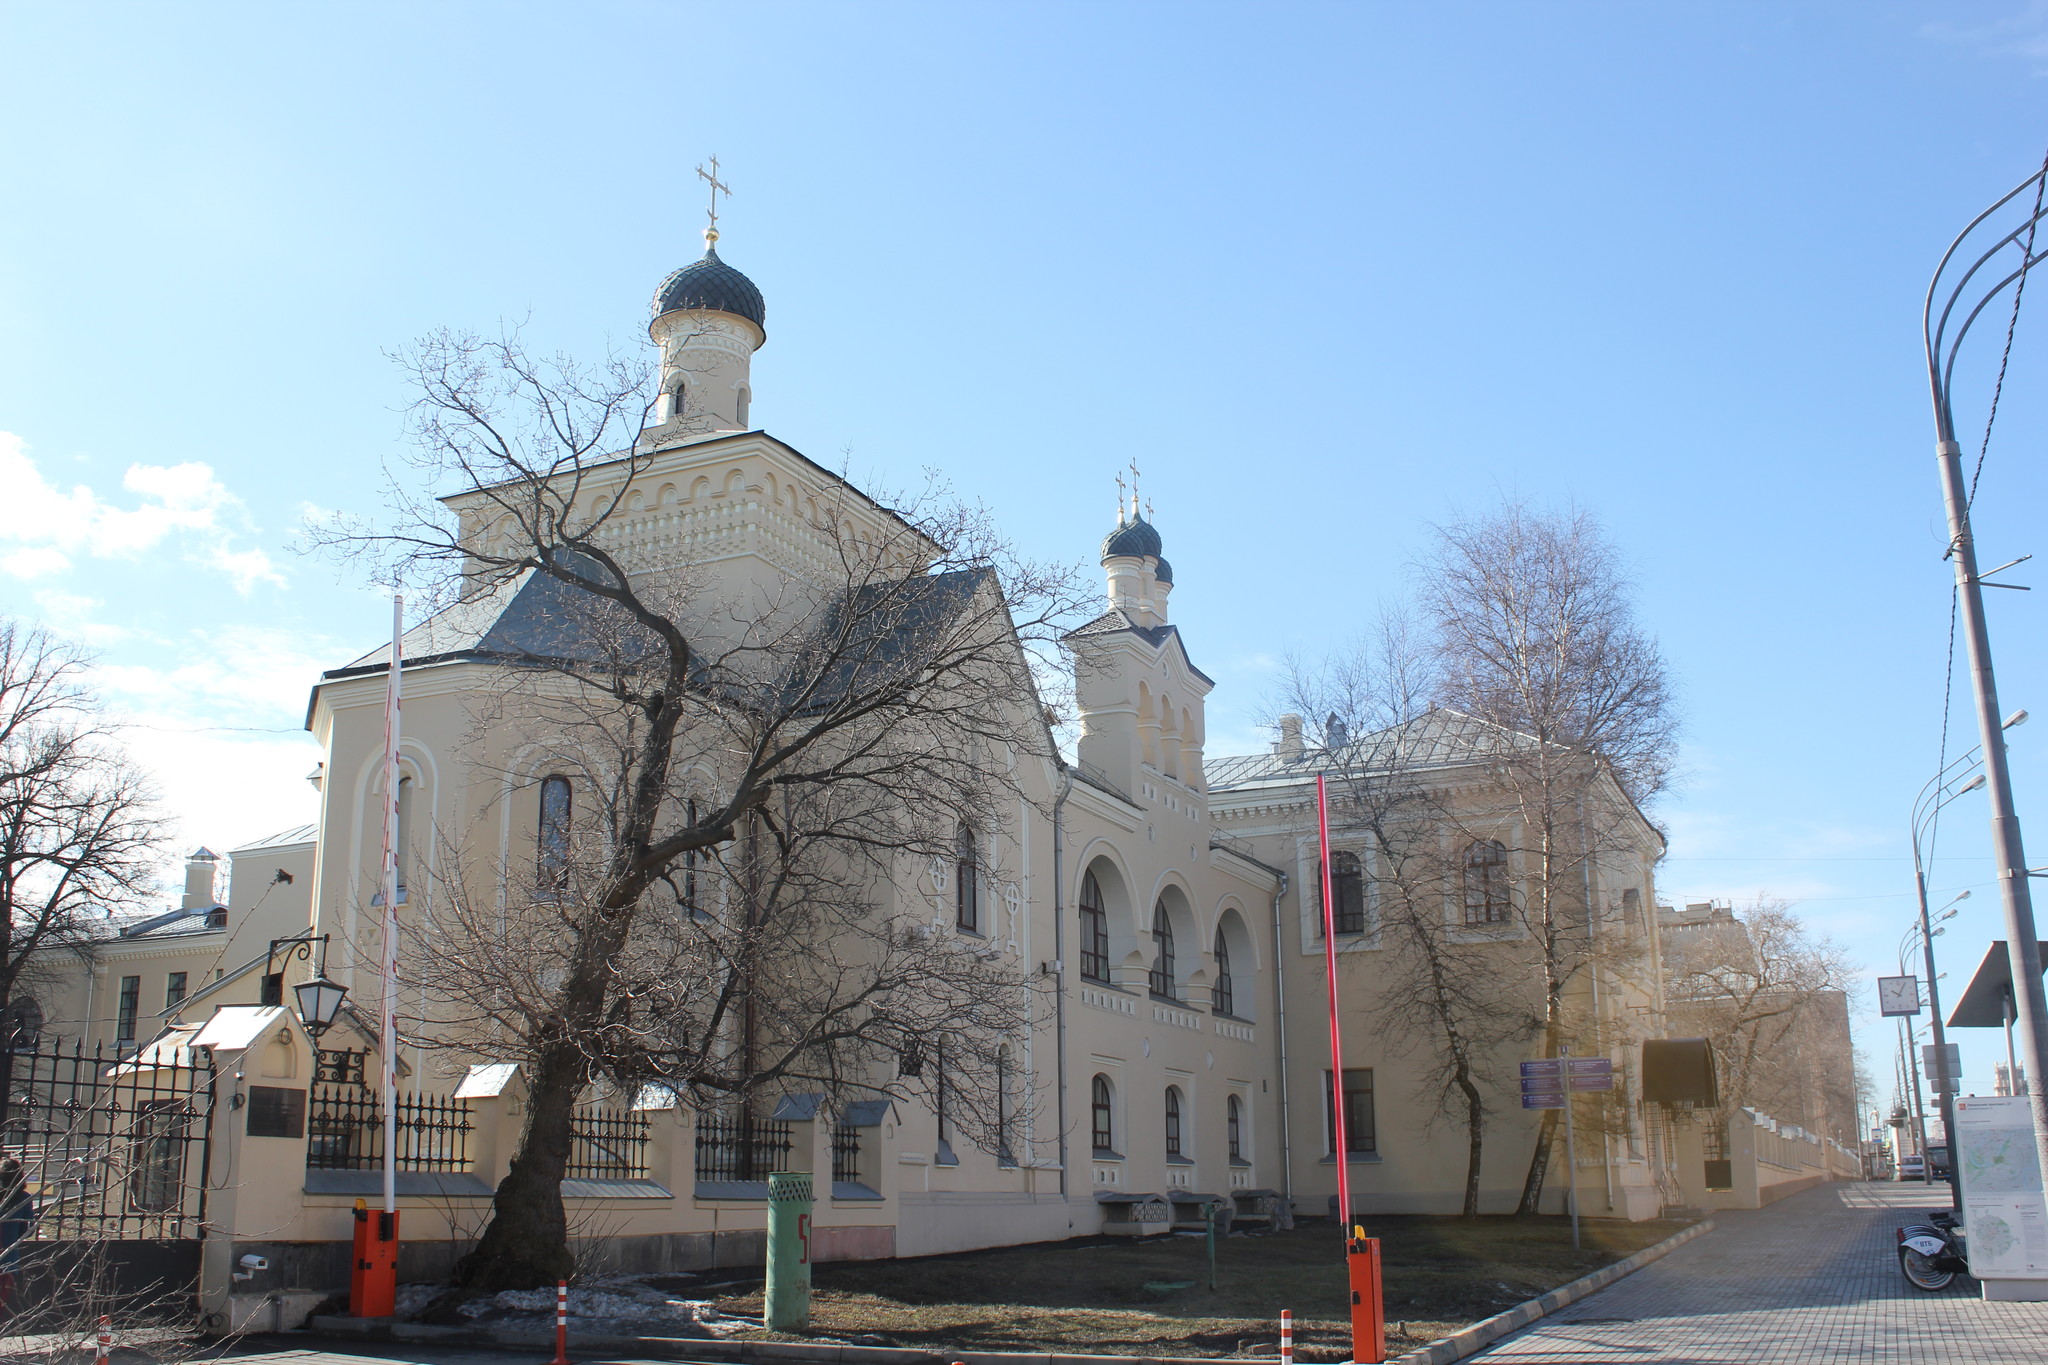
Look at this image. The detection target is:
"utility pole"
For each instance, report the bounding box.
[1925,165,2048,1255]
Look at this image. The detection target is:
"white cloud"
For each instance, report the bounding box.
[0,430,285,593]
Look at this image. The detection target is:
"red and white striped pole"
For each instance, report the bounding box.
[1316,774,1351,1226]
[549,1280,570,1365]
[95,1316,111,1364]
[1279,1309,1294,1365]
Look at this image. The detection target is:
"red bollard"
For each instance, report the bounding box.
[1346,1227,1386,1365]
[95,1315,111,1364]
[1279,1309,1294,1365]
[548,1280,571,1365]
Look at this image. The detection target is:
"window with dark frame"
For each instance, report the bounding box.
[1212,927,1235,1015]
[1149,900,1176,999]
[1228,1094,1244,1161]
[1091,1075,1115,1152]
[1164,1086,1184,1158]
[1330,850,1367,934]
[165,972,187,1010]
[538,775,571,894]
[1462,840,1510,925]
[116,975,140,1044]
[1079,871,1110,981]
[955,822,979,932]
[1323,1067,1377,1155]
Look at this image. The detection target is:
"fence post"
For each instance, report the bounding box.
[549,1279,571,1365]
[1279,1309,1293,1365]
[764,1170,814,1332]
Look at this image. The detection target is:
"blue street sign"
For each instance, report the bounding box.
[1521,1093,1565,1109]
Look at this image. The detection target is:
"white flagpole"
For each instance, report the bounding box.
[380,593,403,1216]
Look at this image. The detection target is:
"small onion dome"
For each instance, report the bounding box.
[650,246,766,331]
[1100,515,1162,562]
[1153,557,1173,585]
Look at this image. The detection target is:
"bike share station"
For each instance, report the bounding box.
[1886,947,2048,1298]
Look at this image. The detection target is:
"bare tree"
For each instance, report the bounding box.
[0,621,166,1122]
[317,331,1086,1293]
[1418,500,1677,1215]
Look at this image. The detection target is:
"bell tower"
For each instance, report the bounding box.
[646,158,766,438]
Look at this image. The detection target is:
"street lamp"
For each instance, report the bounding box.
[1926,167,2048,1207]
[293,974,349,1039]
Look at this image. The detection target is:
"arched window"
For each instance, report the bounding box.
[1149,899,1176,999]
[955,822,979,932]
[1090,1075,1115,1153]
[538,775,571,894]
[1621,886,1642,929]
[1164,1086,1185,1158]
[395,774,416,897]
[1212,926,1235,1017]
[1227,1094,1244,1162]
[1463,840,1510,925]
[1079,870,1109,981]
[1330,850,1366,935]
[668,381,687,420]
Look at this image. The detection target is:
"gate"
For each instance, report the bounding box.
[0,1035,216,1325]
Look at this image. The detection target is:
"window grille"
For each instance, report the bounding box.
[831,1121,862,1183]
[1462,840,1511,925]
[694,1113,794,1183]
[1079,871,1110,981]
[570,1105,651,1180]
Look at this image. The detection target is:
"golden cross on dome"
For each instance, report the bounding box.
[696,155,732,241]
[1127,460,1143,519]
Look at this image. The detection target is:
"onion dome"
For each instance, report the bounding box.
[650,245,766,331]
[1153,557,1173,585]
[1100,515,1162,562]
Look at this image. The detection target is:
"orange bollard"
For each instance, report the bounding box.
[348,1202,400,1317]
[1279,1309,1294,1365]
[1346,1227,1385,1365]
[550,1280,571,1365]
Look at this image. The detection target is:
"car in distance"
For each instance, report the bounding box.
[1898,1153,1927,1180]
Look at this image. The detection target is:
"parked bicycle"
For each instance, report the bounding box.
[1897,1210,1968,1291]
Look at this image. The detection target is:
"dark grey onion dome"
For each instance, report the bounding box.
[1153,557,1173,585]
[650,246,766,330]
[1100,515,1162,561]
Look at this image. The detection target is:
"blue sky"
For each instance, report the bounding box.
[7,0,2048,1127]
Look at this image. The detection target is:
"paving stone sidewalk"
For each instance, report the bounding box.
[1469,1180,2048,1363]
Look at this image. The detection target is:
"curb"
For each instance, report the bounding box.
[1386,1218,1716,1365]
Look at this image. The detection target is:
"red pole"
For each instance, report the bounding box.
[1279,1309,1294,1365]
[1316,775,1351,1228]
[95,1315,111,1365]
[550,1280,570,1365]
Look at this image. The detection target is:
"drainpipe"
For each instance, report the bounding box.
[1051,768,1074,1202]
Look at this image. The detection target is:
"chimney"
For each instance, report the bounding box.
[1325,712,1349,751]
[1274,714,1304,760]
[181,848,220,910]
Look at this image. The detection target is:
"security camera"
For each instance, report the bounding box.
[239,1254,269,1271]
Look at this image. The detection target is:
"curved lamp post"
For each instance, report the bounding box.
[1925,167,2048,1203]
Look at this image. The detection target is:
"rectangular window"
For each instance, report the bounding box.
[116,975,141,1044]
[1323,1068,1376,1156]
[165,972,188,1009]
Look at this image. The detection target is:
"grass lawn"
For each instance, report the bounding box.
[711,1215,1694,1358]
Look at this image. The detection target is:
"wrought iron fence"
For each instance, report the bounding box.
[569,1105,650,1180]
[831,1121,861,1183]
[693,1113,792,1183]
[0,1036,215,1239]
[305,1084,474,1172]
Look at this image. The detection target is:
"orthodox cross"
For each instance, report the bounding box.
[1127,459,1143,519]
[696,156,732,236]
[1115,472,1127,523]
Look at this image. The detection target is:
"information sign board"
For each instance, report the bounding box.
[1954,1096,2048,1280]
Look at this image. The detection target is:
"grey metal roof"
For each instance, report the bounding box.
[651,246,766,330]
[1101,516,1162,561]
[230,822,318,853]
[1062,609,1214,686]
[1203,709,1539,791]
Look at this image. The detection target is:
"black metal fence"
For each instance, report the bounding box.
[694,1113,792,1183]
[831,1121,861,1183]
[568,1105,651,1180]
[0,1036,215,1240]
[306,1084,474,1172]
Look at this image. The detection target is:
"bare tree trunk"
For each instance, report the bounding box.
[449,1038,584,1290]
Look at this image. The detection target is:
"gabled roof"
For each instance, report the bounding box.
[1062,609,1214,686]
[1203,708,1539,791]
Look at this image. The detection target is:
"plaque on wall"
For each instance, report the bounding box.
[247,1085,306,1139]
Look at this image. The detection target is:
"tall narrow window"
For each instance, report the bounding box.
[1330,850,1366,935]
[683,798,701,915]
[1227,1094,1244,1161]
[1463,840,1510,925]
[1164,1086,1185,1158]
[1149,900,1177,999]
[1212,927,1235,1016]
[955,822,979,932]
[538,775,571,895]
[1324,1068,1377,1155]
[395,775,415,896]
[1079,871,1109,981]
[995,1046,1013,1164]
[1620,886,1642,929]
[165,972,188,1010]
[116,975,141,1045]
[1091,1075,1115,1153]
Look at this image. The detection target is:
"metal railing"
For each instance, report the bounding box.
[831,1121,861,1183]
[306,1084,474,1172]
[569,1105,651,1180]
[693,1113,793,1183]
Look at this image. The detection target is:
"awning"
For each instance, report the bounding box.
[1946,941,2048,1028]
